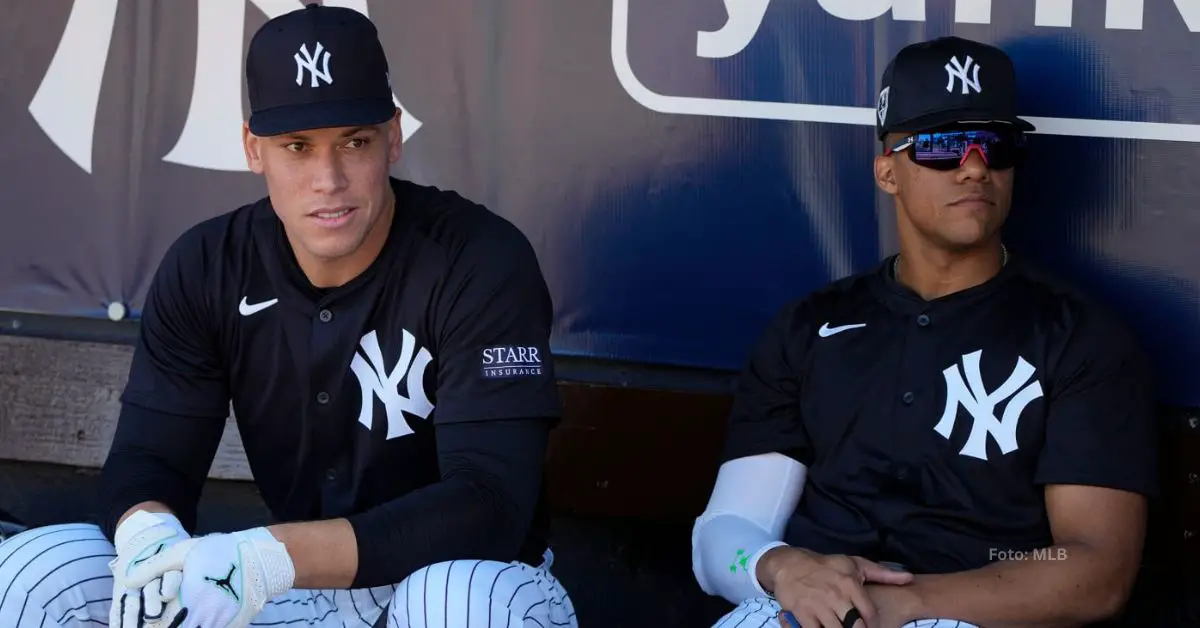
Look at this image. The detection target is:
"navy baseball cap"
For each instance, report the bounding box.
[876,36,1035,140]
[246,3,396,136]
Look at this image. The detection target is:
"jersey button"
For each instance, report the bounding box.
[316,391,330,404]
[895,465,910,481]
[902,391,915,405]
[319,309,333,323]
[325,468,337,482]
[917,314,930,327]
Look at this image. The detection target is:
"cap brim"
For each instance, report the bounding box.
[884,109,1036,138]
[249,99,397,136]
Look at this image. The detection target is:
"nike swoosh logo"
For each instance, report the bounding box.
[239,297,278,316]
[818,322,866,337]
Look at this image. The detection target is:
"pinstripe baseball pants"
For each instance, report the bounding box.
[0,523,578,627]
[713,597,980,628]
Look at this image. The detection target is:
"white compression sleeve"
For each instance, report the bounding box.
[691,453,807,604]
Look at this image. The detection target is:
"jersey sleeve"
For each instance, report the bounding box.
[720,301,815,466]
[431,216,560,424]
[121,229,230,418]
[1033,307,1158,497]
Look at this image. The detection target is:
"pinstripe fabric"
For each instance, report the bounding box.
[711,597,980,628]
[0,524,115,628]
[383,553,576,628]
[0,525,578,628]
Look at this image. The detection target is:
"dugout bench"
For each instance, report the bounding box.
[0,328,1196,626]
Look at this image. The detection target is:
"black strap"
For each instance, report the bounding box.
[841,607,863,628]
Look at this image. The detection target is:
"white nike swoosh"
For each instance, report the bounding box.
[239,297,278,316]
[818,322,866,337]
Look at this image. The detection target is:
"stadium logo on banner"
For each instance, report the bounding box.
[611,0,1200,142]
[28,0,422,174]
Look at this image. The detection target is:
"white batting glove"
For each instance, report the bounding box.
[108,510,191,627]
[123,527,296,628]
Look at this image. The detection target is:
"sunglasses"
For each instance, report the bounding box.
[885,128,1027,171]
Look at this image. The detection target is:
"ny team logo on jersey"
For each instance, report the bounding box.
[934,349,1043,461]
[350,329,434,440]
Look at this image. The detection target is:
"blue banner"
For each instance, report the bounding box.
[2,0,1198,404]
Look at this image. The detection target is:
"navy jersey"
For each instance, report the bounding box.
[721,258,1158,574]
[119,178,559,555]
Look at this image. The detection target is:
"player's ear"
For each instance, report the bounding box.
[874,152,899,195]
[385,108,403,164]
[243,122,264,175]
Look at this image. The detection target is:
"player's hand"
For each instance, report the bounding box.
[108,510,191,628]
[123,527,296,628]
[760,547,912,628]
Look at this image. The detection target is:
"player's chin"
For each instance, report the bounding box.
[934,218,995,248]
[301,231,369,260]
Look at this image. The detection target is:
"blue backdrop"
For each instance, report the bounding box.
[1,0,1197,404]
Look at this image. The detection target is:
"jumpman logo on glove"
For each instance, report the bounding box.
[122,528,296,628]
[204,564,241,602]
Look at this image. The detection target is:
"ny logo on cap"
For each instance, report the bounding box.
[944,55,981,95]
[295,42,333,87]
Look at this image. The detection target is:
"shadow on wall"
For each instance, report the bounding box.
[1000,32,1200,409]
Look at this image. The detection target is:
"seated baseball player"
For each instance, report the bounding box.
[692,37,1157,628]
[0,5,577,628]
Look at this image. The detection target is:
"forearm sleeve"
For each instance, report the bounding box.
[346,417,550,588]
[692,453,807,604]
[97,402,226,541]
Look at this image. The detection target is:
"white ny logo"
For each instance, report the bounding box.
[933,350,1043,461]
[295,42,333,87]
[29,0,422,173]
[349,329,435,441]
[944,55,982,95]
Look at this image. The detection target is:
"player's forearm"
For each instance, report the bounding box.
[99,403,225,541]
[345,472,531,588]
[899,541,1134,627]
[268,518,359,589]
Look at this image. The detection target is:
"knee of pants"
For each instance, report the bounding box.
[0,523,116,623]
[387,558,564,628]
[712,597,783,626]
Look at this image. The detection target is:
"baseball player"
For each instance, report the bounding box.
[691,37,1158,628]
[0,5,577,627]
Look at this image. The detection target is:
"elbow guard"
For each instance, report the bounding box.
[691,453,807,604]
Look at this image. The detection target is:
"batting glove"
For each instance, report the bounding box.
[108,510,191,628]
[122,527,297,628]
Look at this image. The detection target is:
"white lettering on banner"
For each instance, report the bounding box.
[695,0,1198,59]
[933,350,1043,461]
[350,329,435,441]
[29,0,423,174]
[815,0,927,22]
[1033,0,1200,29]
[614,0,1200,142]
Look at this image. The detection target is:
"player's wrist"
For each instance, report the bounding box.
[757,545,823,595]
[748,541,789,597]
[238,526,297,598]
[114,510,187,548]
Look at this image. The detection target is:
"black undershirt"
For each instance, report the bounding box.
[98,403,551,587]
